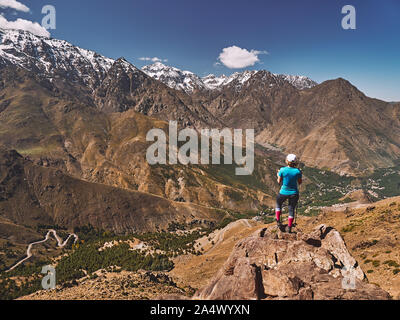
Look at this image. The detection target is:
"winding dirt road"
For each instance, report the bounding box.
[6,230,78,272]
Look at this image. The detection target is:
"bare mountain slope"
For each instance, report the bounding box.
[93,58,223,129]
[0,146,223,234]
[203,75,400,174]
[0,66,278,214]
[260,79,400,173]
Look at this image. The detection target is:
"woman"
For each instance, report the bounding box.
[276,154,302,233]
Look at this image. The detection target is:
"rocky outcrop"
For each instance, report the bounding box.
[194,225,390,300]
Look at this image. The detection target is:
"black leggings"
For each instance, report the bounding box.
[276,193,299,218]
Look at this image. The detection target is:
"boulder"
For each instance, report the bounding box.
[194,225,390,300]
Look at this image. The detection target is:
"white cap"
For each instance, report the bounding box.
[286,154,298,163]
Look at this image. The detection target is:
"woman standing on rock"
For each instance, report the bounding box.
[276,154,302,233]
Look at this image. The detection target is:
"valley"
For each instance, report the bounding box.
[0,27,399,300]
[7,194,400,300]
[1,163,399,299]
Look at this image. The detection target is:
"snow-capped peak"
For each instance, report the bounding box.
[202,74,228,90]
[226,70,258,85]
[142,62,206,93]
[276,74,317,90]
[0,28,115,88]
[142,60,317,92]
[202,70,258,91]
[114,57,140,73]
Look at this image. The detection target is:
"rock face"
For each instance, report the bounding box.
[194,225,390,300]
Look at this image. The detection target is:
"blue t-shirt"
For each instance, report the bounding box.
[278,167,302,195]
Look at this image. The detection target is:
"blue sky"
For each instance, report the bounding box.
[1,0,400,101]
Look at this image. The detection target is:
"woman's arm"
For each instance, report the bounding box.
[277,170,282,184]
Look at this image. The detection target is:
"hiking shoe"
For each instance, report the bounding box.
[276,220,285,232]
[287,226,292,233]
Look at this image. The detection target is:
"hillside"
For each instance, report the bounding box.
[18,270,190,300]
[195,76,400,174]
[4,196,400,300]
[298,196,400,299]
[168,197,400,299]
[0,65,278,213]
[15,215,395,300]
[0,146,224,234]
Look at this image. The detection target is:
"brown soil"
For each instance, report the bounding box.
[18,269,190,300]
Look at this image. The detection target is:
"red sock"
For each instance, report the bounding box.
[276,210,281,222]
[288,217,294,227]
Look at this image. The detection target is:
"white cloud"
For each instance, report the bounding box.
[218,46,268,69]
[0,15,50,37]
[0,0,29,12]
[139,57,168,63]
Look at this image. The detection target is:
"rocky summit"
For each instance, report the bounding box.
[193,224,390,300]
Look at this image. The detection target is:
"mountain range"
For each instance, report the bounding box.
[0,27,399,234]
[0,28,281,234]
[0,27,400,302]
[142,61,317,93]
